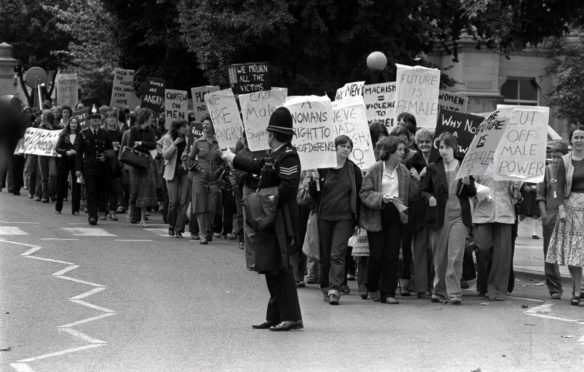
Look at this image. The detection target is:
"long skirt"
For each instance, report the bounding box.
[129,156,158,208]
[547,192,584,267]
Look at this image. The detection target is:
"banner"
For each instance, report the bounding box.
[72,107,90,129]
[335,81,365,101]
[191,86,220,122]
[430,110,484,162]
[13,138,24,155]
[110,68,137,109]
[56,73,78,108]
[456,112,507,179]
[284,95,336,169]
[394,64,440,128]
[363,82,396,128]
[22,127,62,156]
[164,89,189,130]
[493,105,549,182]
[438,91,467,113]
[332,96,375,169]
[239,89,287,152]
[204,88,244,149]
[141,77,165,112]
[227,62,271,94]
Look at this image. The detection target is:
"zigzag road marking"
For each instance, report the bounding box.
[524,303,584,324]
[0,239,115,371]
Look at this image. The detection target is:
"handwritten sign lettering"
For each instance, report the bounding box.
[363,82,396,128]
[110,68,138,109]
[56,73,78,108]
[430,110,484,162]
[141,77,165,112]
[22,127,62,156]
[191,86,220,122]
[204,88,244,149]
[72,108,90,129]
[335,81,365,101]
[394,64,440,128]
[285,95,336,169]
[239,89,287,152]
[438,91,467,113]
[164,89,189,130]
[332,96,375,169]
[227,62,271,94]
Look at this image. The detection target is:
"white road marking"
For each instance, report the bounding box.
[41,238,79,241]
[25,256,73,265]
[59,313,116,328]
[60,328,106,344]
[17,344,104,363]
[524,303,584,324]
[145,228,169,237]
[115,239,153,242]
[52,265,80,276]
[69,299,115,313]
[9,363,34,372]
[55,275,104,287]
[508,295,545,303]
[0,220,39,224]
[0,226,28,235]
[70,287,106,300]
[62,227,116,236]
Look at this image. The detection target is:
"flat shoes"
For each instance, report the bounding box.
[252,321,275,329]
[269,320,303,331]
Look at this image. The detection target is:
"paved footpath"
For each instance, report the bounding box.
[1,191,583,371]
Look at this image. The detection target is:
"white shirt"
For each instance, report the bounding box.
[382,162,399,198]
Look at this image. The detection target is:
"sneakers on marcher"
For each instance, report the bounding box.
[328,290,340,305]
[367,290,380,302]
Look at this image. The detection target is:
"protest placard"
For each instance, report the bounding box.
[332,96,375,169]
[363,82,396,128]
[204,89,244,149]
[239,89,287,152]
[284,95,336,169]
[56,73,78,108]
[456,111,507,179]
[227,62,271,94]
[22,127,62,156]
[72,107,89,129]
[13,138,24,155]
[191,86,220,122]
[110,68,137,109]
[493,105,549,182]
[430,109,484,162]
[141,77,165,112]
[335,81,365,101]
[438,91,467,112]
[164,89,189,130]
[394,64,440,128]
[187,121,203,150]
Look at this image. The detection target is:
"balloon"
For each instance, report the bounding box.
[367,51,387,71]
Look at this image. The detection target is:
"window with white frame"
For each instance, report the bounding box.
[501,78,540,106]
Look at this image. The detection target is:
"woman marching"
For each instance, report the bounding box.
[308,135,362,305]
[420,132,476,304]
[54,117,82,215]
[547,125,584,305]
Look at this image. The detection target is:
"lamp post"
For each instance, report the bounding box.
[366,51,387,84]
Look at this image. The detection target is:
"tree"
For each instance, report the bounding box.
[546,37,584,124]
[0,0,73,106]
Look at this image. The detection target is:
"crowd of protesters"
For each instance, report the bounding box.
[1,97,583,310]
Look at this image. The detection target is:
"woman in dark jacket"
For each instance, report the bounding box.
[309,135,362,305]
[55,117,82,214]
[128,108,158,226]
[420,132,476,304]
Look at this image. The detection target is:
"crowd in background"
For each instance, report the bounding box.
[1,98,583,307]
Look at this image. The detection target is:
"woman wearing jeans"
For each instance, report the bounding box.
[162,119,190,239]
[309,135,362,305]
[359,137,415,304]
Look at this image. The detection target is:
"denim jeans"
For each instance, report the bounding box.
[166,171,191,233]
[38,155,57,200]
[318,218,354,292]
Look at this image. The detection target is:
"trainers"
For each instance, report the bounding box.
[323,291,330,303]
[367,291,380,302]
[328,290,340,305]
[450,297,462,305]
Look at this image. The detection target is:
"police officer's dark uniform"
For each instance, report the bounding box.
[76,111,112,225]
[232,107,303,331]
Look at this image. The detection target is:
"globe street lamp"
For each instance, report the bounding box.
[366,51,387,84]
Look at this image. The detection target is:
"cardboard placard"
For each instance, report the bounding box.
[430,110,484,163]
[394,64,440,128]
[363,82,396,128]
[110,68,138,109]
[56,73,78,108]
[227,62,271,94]
[191,86,220,122]
[72,107,90,129]
[332,96,375,170]
[438,91,467,113]
[239,89,287,152]
[164,89,189,130]
[204,88,244,149]
[284,95,336,169]
[141,77,165,112]
[335,81,365,101]
[22,127,62,156]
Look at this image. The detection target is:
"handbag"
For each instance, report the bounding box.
[243,186,279,232]
[119,146,148,170]
[351,228,370,257]
[301,210,319,260]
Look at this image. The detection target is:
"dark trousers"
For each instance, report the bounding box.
[475,223,513,297]
[166,172,190,233]
[83,170,107,222]
[265,265,302,323]
[318,218,353,291]
[366,205,402,298]
[220,188,234,234]
[400,229,413,281]
[56,157,80,213]
[233,181,244,242]
[542,212,563,295]
[9,154,25,194]
[38,156,57,201]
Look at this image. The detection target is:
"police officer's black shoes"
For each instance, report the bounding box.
[269,320,303,331]
[88,218,97,225]
[252,321,275,329]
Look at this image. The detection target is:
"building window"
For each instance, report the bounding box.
[501,78,539,105]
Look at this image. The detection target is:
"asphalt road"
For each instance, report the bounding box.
[1,191,583,372]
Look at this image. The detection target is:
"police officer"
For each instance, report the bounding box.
[222,107,303,331]
[76,106,112,225]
